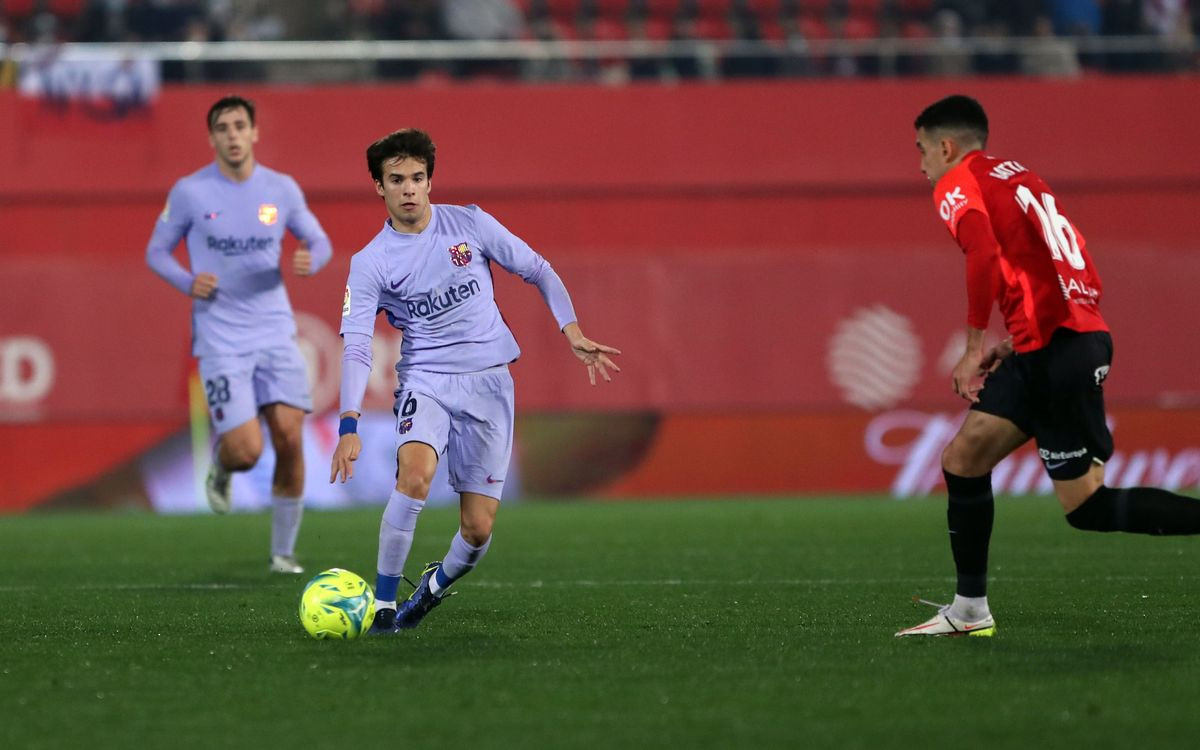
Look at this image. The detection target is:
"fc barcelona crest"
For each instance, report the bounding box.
[257,203,279,225]
[448,242,472,267]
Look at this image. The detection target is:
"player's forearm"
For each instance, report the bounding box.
[531,265,578,331]
[338,332,373,416]
[963,327,988,357]
[301,227,333,274]
[145,241,194,296]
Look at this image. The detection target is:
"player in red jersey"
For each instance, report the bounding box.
[896,94,1200,638]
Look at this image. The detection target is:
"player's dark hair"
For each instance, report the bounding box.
[367,129,436,184]
[207,95,256,131]
[914,95,988,147]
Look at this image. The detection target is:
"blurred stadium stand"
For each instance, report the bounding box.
[0,0,1196,81]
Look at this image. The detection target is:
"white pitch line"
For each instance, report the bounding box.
[0,574,1188,593]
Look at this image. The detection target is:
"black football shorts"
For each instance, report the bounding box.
[971,328,1114,481]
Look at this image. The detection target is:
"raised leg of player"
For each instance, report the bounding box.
[428,492,497,597]
[372,442,437,629]
[1056,462,1200,534]
[217,417,265,471]
[263,404,306,573]
[206,416,263,514]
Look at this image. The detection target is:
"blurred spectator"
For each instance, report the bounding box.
[1144,0,1190,36]
[442,0,523,40]
[1102,0,1148,70]
[441,0,525,78]
[1051,0,1100,36]
[1019,14,1081,76]
[1,0,1196,81]
[0,18,15,88]
[1143,0,1196,71]
[77,0,128,42]
[125,0,207,41]
[934,0,987,30]
[926,8,972,76]
[991,0,1045,37]
[972,18,1019,74]
[379,0,443,40]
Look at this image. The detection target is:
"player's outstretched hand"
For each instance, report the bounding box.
[330,434,362,483]
[190,272,218,299]
[293,241,313,276]
[564,323,621,386]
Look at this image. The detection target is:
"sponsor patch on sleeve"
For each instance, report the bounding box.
[342,285,351,317]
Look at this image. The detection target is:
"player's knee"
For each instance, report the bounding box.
[395,470,433,500]
[222,441,261,471]
[941,438,983,476]
[270,426,303,460]
[460,515,494,546]
[1065,485,1119,532]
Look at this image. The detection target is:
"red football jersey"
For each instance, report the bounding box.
[934,151,1107,352]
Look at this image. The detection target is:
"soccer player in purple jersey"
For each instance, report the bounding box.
[329,129,620,632]
[145,95,333,574]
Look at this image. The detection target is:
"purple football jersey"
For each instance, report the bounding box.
[339,204,576,376]
[145,163,332,356]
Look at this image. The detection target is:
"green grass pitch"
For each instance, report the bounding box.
[4,496,1199,749]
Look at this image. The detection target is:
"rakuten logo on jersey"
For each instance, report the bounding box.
[938,187,968,222]
[206,235,275,255]
[0,336,55,415]
[405,279,482,321]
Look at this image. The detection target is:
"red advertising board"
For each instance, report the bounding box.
[2,77,1199,509]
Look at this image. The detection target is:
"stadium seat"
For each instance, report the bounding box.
[547,0,582,22]
[48,0,85,17]
[587,16,629,41]
[644,0,682,20]
[5,0,36,18]
[897,0,935,17]
[900,20,931,39]
[695,0,733,19]
[746,0,782,19]
[796,16,831,41]
[637,16,674,40]
[840,15,879,40]
[595,0,632,20]
[796,0,832,15]
[758,17,787,42]
[349,0,385,14]
[692,15,734,40]
[845,0,882,15]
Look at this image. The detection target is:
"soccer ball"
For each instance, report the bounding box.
[298,568,376,640]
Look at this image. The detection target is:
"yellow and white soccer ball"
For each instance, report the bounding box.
[299,568,376,640]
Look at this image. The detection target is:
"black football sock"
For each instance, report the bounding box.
[944,470,995,598]
[1066,486,1200,535]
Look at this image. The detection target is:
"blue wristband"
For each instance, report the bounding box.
[338,416,358,436]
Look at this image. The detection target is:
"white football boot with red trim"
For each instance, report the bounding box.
[895,598,996,638]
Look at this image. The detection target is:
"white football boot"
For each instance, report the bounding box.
[895,598,996,638]
[269,555,304,574]
[205,461,232,514]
